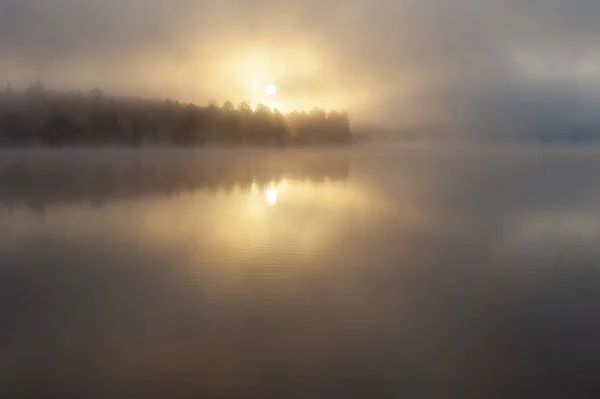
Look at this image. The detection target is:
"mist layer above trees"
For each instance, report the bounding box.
[0,82,352,147]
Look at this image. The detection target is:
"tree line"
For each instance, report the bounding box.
[0,81,352,146]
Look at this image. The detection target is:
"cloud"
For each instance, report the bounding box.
[1,0,600,131]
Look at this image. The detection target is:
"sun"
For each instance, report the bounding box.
[265,84,277,96]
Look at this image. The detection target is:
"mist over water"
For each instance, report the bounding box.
[1,146,600,398]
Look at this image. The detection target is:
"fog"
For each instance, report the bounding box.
[1,0,600,135]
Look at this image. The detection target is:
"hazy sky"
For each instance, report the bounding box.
[1,0,600,128]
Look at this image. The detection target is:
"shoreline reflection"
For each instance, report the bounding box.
[0,150,350,211]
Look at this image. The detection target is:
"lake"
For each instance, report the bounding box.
[1,145,599,398]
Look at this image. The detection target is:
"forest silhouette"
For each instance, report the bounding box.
[0,81,352,146]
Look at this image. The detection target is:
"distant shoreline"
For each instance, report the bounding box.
[0,83,353,147]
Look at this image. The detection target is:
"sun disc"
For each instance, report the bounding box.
[265,84,277,96]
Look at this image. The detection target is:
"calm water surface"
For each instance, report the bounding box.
[1,146,600,398]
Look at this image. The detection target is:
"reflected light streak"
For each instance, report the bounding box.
[266,187,278,206]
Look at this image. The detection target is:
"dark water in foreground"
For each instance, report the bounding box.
[1,146,600,398]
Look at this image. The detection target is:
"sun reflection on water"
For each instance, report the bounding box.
[266,187,278,206]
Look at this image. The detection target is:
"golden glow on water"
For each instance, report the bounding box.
[0,152,423,268]
[3,176,403,252]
